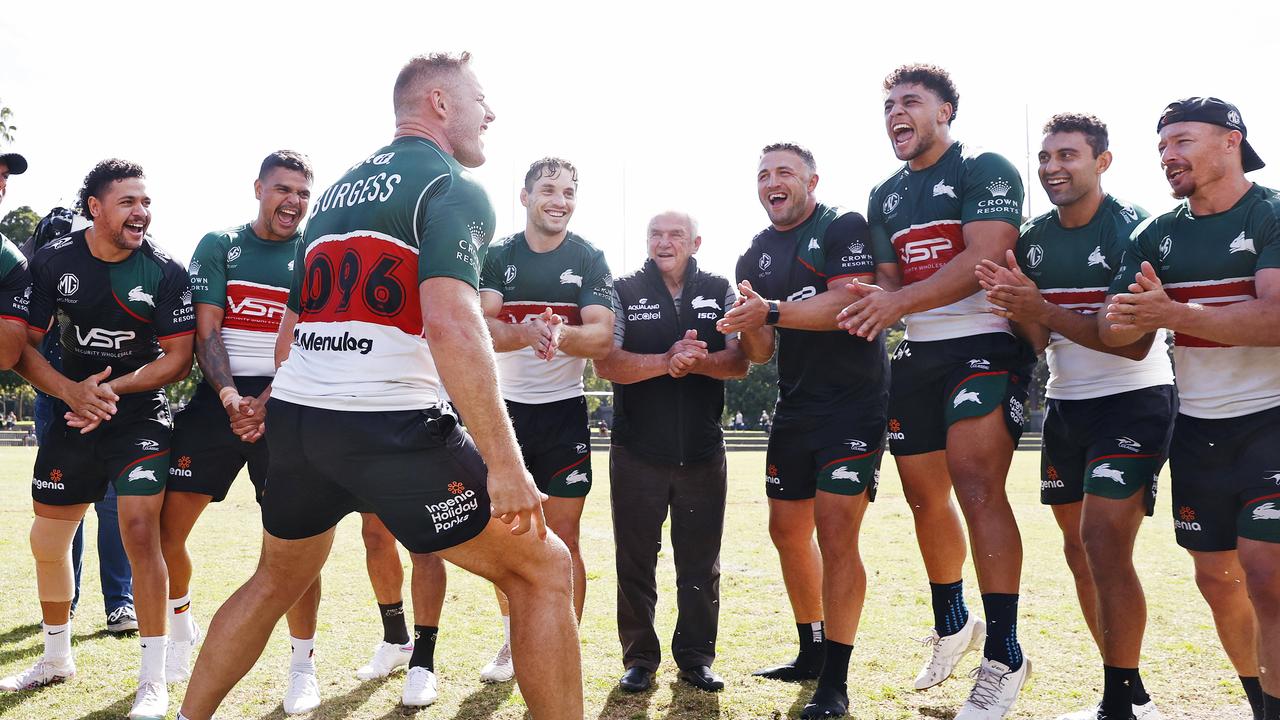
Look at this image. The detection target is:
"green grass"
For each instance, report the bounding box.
[0,446,1253,719]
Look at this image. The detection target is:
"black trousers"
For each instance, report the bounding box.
[610,444,727,671]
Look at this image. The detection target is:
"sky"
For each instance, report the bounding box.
[4,0,1280,281]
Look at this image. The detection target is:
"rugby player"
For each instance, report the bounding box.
[177,52,581,720]
[837,64,1034,718]
[0,151,30,371]
[717,143,889,718]
[3,159,194,720]
[1100,97,1280,720]
[477,156,614,679]
[975,114,1173,720]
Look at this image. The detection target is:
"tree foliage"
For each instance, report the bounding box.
[0,103,15,145]
[1,206,40,244]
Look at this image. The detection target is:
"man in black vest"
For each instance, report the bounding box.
[595,210,747,694]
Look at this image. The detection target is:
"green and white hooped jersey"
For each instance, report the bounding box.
[188,223,298,377]
[1019,195,1172,400]
[274,137,496,412]
[868,142,1024,341]
[479,232,614,404]
[1110,184,1280,419]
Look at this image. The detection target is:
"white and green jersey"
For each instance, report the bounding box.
[1019,195,1172,400]
[1110,183,1280,419]
[273,137,496,412]
[479,232,614,404]
[188,223,298,377]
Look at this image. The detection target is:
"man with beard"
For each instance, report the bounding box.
[1100,97,1280,720]
[839,64,1033,719]
[3,160,194,720]
[178,53,581,720]
[476,156,614,681]
[717,142,889,718]
[975,113,1174,720]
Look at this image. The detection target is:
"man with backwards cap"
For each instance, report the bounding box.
[0,151,31,371]
[1100,97,1280,720]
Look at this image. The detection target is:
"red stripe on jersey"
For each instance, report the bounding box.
[111,291,149,323]
[1164,279,1256,304]
[223,284,290,333]
[1174,332,1233,349]
[499,302,583,326]
[1042,289,1106,307]
[796,255,826,278]
[893,223,966,285]
[298,234,423,335]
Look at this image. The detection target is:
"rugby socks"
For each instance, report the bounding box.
[43,622,71,659]
[409,625,437,671]
[170,593,195,642]
[290,636,316,674]
[1131,670,1151,705]
[981,593,1023,671]
[1264,692,1280,720]
[817,640,852,690]
[929,580,969,636]
[1100,665,1137,716]
[139,636,166,682]
[378,601,410,645]
[1242,676,1265,720]
[797,621,825,669]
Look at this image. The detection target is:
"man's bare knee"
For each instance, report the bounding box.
[1195,563,1247,607]
[502,536,572,596]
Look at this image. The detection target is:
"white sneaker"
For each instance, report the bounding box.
[913,614,986,690]
[401,666,438,707]
[955,657,1031,720]
[128,679,168,719]
[479,642,514,683]
[165,618,202,684]
[0,655,76,691]
[355,640,412,680]
[1057,700,1166,720]
[283,670,321,714]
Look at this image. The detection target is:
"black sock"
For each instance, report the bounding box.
[1131,670,1151,705]
[1243,676,1265,720]
[818,640,852,690]
[409,626,437,670]
[378,602,410,645]
[981,593,1022,671]
[930,580,969,637]
[1264,691,1280,720]
[1101,665,1137,715]
[797,621,825,668]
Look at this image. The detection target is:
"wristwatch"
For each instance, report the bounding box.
[765,300,780,326]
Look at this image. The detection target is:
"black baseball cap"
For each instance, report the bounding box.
[1157,97,1264,172]
[0,152,27,174]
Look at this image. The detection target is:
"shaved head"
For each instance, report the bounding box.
[393,51,472,117]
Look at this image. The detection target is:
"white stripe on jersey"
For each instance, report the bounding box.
[889,218,961,242]
[304,229,420,258]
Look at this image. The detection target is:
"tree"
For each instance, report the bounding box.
[724,356,778,429]
[0,103,15,145]
[1,206,40,244]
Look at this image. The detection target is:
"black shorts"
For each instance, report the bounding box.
[260,399,490,554]
[764,412,886,501]
[1169,405,1280,552]
[168,377,272,502]
[507,396,592,499]
[887,332,1034,456]
[1040,385,1177,515]
[32,396,172,505]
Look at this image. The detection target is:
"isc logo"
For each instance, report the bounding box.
[900,237,953,264]
[74,326,136,349]
[228,297,287,319]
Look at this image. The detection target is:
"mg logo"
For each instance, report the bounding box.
[58,273,80,296]
[901,237,953,264]
[74,326,136,349]
[228,297,287,319]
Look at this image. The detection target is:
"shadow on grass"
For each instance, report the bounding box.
[918,704,958,719]
[0,623,43,667]
[662,678,721,718]
[255,675,390,720]
[74,688,137,719]
[785,681,816,719]
[595,683,654,719]
[0,622,41,645]
[0,675,79,717]
[369,678,517,720]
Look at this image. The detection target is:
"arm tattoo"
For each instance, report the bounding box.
[196,330,236,393]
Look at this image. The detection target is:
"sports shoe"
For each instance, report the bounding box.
[283,670,320,714]
[401,666,438,707]
[0,656,76,691]
[800,684,849,718]
[479,642,514,683]
[355,640,412,680]
[165,618,202,683]
[751,655,822,682]
[1057,701,1164,720]
[913,614,985,690]
[955,657,1031,720]
[107,605,139,635]
[128,679,168,719]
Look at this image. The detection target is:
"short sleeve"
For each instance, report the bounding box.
[961,152,1024,228]
[579,250,615,311]
[0,241,30,323]
[735,251,753,285]
[25,250,54,333]
[286,238,306,313]
[154,258,196,340]
[478,241,505,294]
[189,232,227,307]
[1109,217,1160,295]
[823,212,874,281]
[1257,201,1280,272]
[417,172,496,287]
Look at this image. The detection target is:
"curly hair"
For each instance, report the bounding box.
[523,157,578,192]
[77,159,145,220]
[1043,113,1109,158]
[883,64,960,124]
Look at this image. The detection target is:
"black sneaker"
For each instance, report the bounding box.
[106,605,138,634]
[800,684,849,718]
[752,657,821,682]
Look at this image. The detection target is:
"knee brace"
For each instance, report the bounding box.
[30,517,80,603]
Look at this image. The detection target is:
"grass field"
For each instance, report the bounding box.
[0,446,1256,719]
